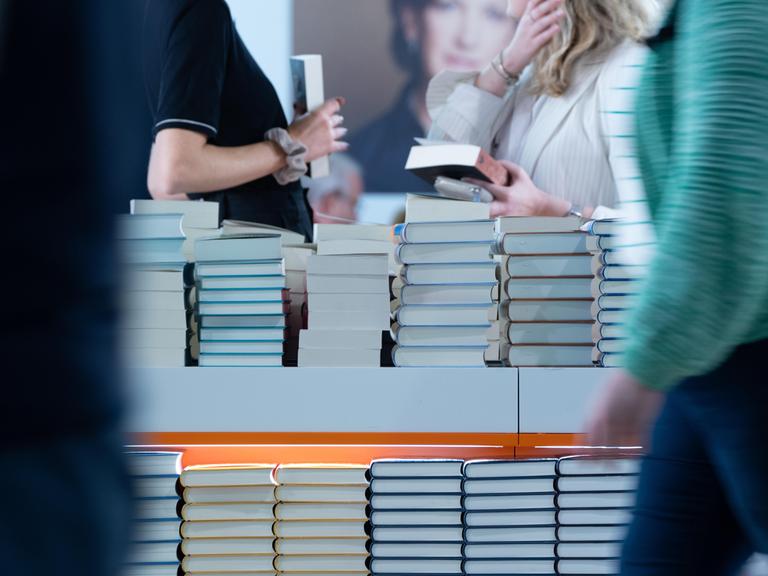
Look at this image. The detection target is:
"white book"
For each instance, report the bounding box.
[284,245,315,271]
[313,223,391,242]
[196,260,284,278]
[392,346,487,368]
[370,510,462,526]
[370,494,462,510]
[123,566,180,576]
[180,519,274,539]
[122,347,186,368]
[132,476,179,499]
[182,555,275,574]
[286,269,308,293]
[308,292,389,312]
[131,519,181,542]
[557,457,641,476]
[274,502,367,521]
[596,263,646,281]
[464,526,557,543]
[181,537,274,557]
[393,325,494,347]
[591,278,640,296]
[222,220,305,245]
[402,263,498,285]
[497,216,582,234]
[275,464,368,485]
[501,300,593,322]
[371,542,462,558]
[396,304,497,327]
[464,510,556,528]
[130,199,219,229]
[181,464,274,487]
[398,220,495,244]
[463,477,554,495]
[593,323,624,340]
[499,232,587,255]
[463,559,555,574]
[275,484,368,503]
[370,459,463,477]
[299,329,381,350]
[556,558,619,575]
[117,213,185,240]
[464,459,556,479]
[200,276,286,290]
[556,475,639,493]
[396,242,492,265]
[504,345,594,367]
[194,234,282,263]
[398,284,497,305]
[406,194,491,223]
[125,269,184,292]
[463,493,556,511]
[505,277,593,300]
[275,538,368,555]
[181,502,275,521]
[200,327,286,342]
[119,239,186,266]
[556,491,636,510]
[370,558,462,574]
[307,254,388,276]
[183,485,276,504]
[309,308,390,330]
[199,352,282,367]
[200,341,283,355]
[200,315,286,329]
[370,526,464,542]
[298,348,380,368]
[557,525,628,543]
[122,290,185,311]
[317,238,394,257]
[506,322,593,345]
[464,542,556,559]
[273,520,367,539]
[505,255,593,277]
[133,498,180,521]
[127,541,180,564]
[291,54,329,178]
[369,477,462,494]
[198,301,287,316]
[126,451,182,477]
[274,556,367,573]
[596,339,626,354]
[557,508,633,526]
[307,273,387,294]
[556,542,622,559]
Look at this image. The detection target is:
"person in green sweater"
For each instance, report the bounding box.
[586,0,768,572]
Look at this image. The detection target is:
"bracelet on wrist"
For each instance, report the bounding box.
[265,127,308,185]
[491,48,520,86]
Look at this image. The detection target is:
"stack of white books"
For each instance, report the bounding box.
[586,220,652,368]
[368,459,464,576]
[194,234,288,367]
[554,456,640,576]
[496,216,594,367]
[314,224,396,274]
[125,452,183,576]
[391,195,497,368]
[273,464,369,575]
[462,459,558,576]
[179,464,278,575]
[298,253,389,367]
[117,212,190,367]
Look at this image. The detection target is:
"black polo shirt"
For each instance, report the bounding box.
[143,0,312,238]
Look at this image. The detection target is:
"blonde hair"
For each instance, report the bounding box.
[531,0,650,97]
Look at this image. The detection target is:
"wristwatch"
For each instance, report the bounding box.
[566,203,585,219]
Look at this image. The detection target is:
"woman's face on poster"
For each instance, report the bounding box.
[420,0,516,77]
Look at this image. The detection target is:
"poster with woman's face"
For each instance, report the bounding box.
[294,0,515,194]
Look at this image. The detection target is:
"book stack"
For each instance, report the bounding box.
[367,459,464,576]
[554,457,640,576]
[462,459,558,576]
[194,234,289,367]
[117,213,191,367]
[179,464,277,575]
[314,224,397,274]
[298,253,389,367]
[391,196,497,368]
[586,220,651,368]
[125,452,183,576]
[273,464,369,575]
[496,217,594,367]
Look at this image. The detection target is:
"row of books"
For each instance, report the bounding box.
[125,454,640,576]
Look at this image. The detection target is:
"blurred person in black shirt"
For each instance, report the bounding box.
[0,1,141,574]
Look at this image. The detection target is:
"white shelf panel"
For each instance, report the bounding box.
[519,368,620,434]
[127,368,519,435]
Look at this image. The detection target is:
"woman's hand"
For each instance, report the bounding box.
[503,0,565,76]
[466,161,569,218]
[288,97,349,162]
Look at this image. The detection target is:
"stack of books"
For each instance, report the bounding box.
[273,464,369,574]
[194,234,288,367]
[117,213,190,367]
[125,452,183,576]
[367,459,464,576]
[298,254,389,367]
[179,464,277,574]
[586,220,650,368]
[554,457,640,576]
[496,217,594,367]
[462,459,558,576]
[391,196,497,368]
[314,224,397,274]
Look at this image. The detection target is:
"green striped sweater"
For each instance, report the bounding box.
[626,0,768,389]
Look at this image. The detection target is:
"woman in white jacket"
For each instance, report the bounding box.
[428,0,652,219]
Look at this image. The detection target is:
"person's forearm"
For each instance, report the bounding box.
[148,133,287,198]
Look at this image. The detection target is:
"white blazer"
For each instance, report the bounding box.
[427,40,650,216]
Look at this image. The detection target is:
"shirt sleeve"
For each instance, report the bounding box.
[624,0,768,390]
[153,0,231,139]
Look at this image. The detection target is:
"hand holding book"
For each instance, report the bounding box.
[288,96,349,162]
